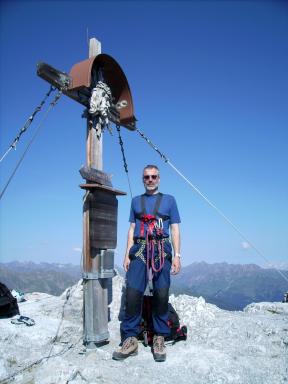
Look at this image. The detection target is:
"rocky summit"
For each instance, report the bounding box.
[0,274,287,384]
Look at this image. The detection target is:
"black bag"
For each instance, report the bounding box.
[0,282,20,318]
[139,295,187,346]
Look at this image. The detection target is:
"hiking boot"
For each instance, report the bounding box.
[152,335,166,362]
[112,337,138,361]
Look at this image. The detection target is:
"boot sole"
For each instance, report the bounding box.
[153,353,166,362]
[112,351,138,361]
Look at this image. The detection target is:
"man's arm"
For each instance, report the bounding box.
[123,222,135,272]
[171,223,181,274]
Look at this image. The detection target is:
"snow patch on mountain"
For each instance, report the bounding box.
[0,274,287,384]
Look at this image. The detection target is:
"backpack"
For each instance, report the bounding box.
[0,282,20,318]
[139,295,187,346]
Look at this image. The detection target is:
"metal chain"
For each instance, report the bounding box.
[116,124,133,198]
[136,128,169,163]
[0,86,56,163]
[135,127,288,285]
[0,90,62,201]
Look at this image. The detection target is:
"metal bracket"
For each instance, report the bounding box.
[82,250,116,280]
[82,269,116,280]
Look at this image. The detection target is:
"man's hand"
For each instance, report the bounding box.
[123,256,131,272]
[171,223,180,275]
[171,256,181,275]
[123,223,135,272]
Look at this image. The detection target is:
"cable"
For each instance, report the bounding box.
[136,128,288,285]
[1,337,82,384]
[116,124,133,199]
[0,86,55,163]
[0,91,62,201]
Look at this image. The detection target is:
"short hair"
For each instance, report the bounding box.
[143,164,160,175]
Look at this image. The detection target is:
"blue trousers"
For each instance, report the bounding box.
[120,256,171,340]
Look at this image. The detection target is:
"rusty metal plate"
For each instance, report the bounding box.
[69,57,95,89]
[68,54,136,130]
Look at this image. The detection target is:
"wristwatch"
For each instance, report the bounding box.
[175,253,181,258]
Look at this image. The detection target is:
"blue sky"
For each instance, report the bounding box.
[0,0,287,268]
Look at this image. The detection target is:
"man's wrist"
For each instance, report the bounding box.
[174,253,181,258]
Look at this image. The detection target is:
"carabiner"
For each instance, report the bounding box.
[156,218,163,230]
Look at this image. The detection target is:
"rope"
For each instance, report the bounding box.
[1,338,82,384]
[136,128,288,285]
[116,124,133,198]
[0,86,55,163]
[0,90,62,201]
[47,286,71,358]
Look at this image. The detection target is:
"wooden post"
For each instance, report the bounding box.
[83,37,102,274]
[83,38,110,347]
[87,37,102,170]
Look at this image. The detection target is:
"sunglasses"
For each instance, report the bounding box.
[143,175,158,180]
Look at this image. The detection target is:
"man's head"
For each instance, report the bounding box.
[143,165,160,194]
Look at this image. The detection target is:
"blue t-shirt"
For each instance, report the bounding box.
[129,192,181,238]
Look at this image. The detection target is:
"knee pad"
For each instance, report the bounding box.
[125,286,142,316]
[152,287,169,316]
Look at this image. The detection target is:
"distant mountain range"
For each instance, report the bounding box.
[0,261,287,310]
[171,261,288,310]
[0,261,81,296]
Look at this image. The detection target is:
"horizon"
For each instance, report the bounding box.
[1,1,287,268]
[2,259,288,271]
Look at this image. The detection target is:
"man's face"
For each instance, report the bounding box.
[143,168,160,192]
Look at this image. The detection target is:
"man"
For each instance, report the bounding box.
[113,164,181,362]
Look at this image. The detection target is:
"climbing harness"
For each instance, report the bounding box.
[0,90,63,201]
[0,86,56,163]
[140,213,165,275]
[135,128,288,285]
[114,129,170,275]
[134,193,170,277]
[116,124,133,198]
